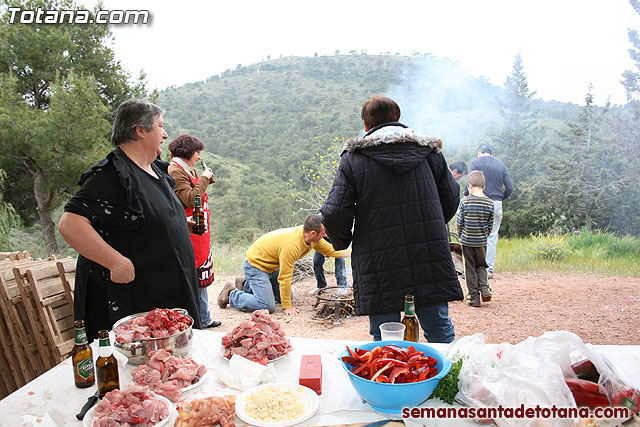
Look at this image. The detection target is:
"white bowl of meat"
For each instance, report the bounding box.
[84,384,175,427]
[113,308,194,365]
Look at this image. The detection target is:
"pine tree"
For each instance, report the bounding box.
[489,54,548,236]
[0,72,111,254]
[607,0,640,234]
[555,85,622,231]
[0,0,148,254]
[494,53,538,182]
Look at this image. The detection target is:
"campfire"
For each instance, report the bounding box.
[311,286,355,325]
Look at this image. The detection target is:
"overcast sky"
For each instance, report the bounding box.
[81,0,639,106]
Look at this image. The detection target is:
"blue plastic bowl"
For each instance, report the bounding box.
[338,340,452,413]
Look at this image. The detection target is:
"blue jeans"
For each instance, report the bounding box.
[198,287,212,325]
[229,259,290,313]
[368,302,455,343]
[486,200,503,272]
[313,251,347,288]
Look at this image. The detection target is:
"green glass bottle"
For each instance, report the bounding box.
[402,295,420,342]
[72,320,95,388]
[192,194,206,235]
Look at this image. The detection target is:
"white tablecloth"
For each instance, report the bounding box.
[3,330,640,426]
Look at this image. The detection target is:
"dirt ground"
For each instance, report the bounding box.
[205,271,640,345]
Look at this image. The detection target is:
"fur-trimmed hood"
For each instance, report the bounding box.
[343,124,443,175]
[344,124,443,153]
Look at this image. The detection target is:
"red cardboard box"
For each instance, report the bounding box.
[299,354,322,395]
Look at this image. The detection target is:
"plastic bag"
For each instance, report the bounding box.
[448,331,640,426]
[578,342,640,415]
[448,332,578,427]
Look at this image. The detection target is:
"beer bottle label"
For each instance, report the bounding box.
[405,301,416,316]
[75,328,88,345]
[76,358,95,379]
[98,337,110,347]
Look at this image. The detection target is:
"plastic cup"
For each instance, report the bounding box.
[379,322,405,340]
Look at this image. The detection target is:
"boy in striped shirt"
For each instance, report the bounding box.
[457,170,494,307]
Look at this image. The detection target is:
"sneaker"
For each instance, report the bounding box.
[488,270,493,280]
[482,294,492,302]
[217,281,235,308]
[469,299,481,307]
[308,288,322,295]
[203,319,222,328]
[234,275,246,291]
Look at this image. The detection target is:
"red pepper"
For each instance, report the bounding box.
[352,347,380,376]
[407,346,425,356]
[565,378,610,409]
[377,358,408,367]
[610,388,640,413]
[425,356,437,368]
[352,362,368,376]
[406,354,423,365]
[389,366,411,383]
[341,356,363,364]
[371,361,394,381]
[375,375,390,383]
[571,359,600,383]
[382,345,410,358]
[566,377,601,394]
[343,345,439,384]
[346,346,358,358]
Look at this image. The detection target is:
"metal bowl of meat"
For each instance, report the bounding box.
[112,308,194,365]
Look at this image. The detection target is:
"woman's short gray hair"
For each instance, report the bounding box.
[111,99,164,146]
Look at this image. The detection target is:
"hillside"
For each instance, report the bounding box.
[157,54,589,241]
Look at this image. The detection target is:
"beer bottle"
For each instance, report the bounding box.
[192,194,205,235]
[96,330,120,398]
[201,160,215,182]
[401,295,420,342]
[72,320,95,388]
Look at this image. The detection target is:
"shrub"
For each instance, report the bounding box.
[530,233,569,262]
[568,228,640,259]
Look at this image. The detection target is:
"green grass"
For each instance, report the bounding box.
[496,233,640,277]
[7,221,639,278]
[211,242,247,276]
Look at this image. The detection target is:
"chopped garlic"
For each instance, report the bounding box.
[244,386,306,422]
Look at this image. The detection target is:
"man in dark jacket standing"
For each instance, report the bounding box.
[320,95,463,343]
[465,144,513,278]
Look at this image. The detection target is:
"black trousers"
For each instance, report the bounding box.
[462,245,489,301]
[83,279,111,341]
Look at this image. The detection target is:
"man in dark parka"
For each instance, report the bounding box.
[320,95,463,342]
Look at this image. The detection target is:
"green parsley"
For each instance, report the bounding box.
[430,358,464,404]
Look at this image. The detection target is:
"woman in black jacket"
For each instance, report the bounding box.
[321,95,463,342]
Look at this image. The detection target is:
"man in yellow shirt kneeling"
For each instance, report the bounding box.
[217,215,350,317]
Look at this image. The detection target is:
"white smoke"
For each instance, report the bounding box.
[386,55,503,154]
